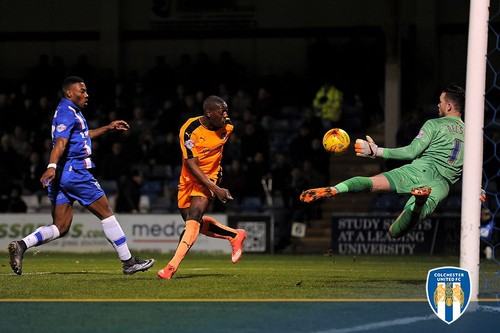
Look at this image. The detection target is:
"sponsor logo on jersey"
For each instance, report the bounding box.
[184,139,195,149]
[416,129,425,139]
[426,266,471,324]
[56,124,67,132]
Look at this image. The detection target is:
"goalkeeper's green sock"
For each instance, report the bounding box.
[334,176,373,193]
[389,205,423,238]
[390,186,431,238]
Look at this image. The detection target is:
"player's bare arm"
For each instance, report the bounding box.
[185,158,233,203]
[40,137,68,188]
[89,120,129,139]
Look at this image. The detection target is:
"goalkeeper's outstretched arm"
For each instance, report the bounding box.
[354,135,384,159]
[354,132,431,161]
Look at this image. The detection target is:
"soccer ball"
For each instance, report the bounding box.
[322,128,350,155]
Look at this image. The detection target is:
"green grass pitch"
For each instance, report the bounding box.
[3,251,493,300]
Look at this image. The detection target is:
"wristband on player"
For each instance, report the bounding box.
[47,163,57,169]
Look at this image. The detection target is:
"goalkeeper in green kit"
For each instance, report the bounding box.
[300,84,483,238]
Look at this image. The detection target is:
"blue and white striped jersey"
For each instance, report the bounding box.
[51,98,95,170]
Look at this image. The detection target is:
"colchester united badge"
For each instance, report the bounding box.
[426,266,471,324]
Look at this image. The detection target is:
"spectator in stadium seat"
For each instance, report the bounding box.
[22,151,46,195]
[244,151,269,199]
[0,184,27,213]
[217,158,246,211]
[304,137,330,180]
[128,105,154,138]
[240,121,269,165]
[300,84,480,239]
[299,106,324,140]
[154,97,182,135]
[221,131,242,166]
[277,166,311,251]
[8,76,154,276]
[0,133,24,182]
[157,95,246,280]
[301,159,327,220]
[288,125,315,166]
[151,131,181,169]
[116,169,144,214]
[99,141,132,182]
[230,87,252,119]
[270,152,292,203]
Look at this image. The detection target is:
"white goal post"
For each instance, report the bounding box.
[460,0,490,300]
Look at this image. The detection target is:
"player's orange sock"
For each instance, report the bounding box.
[168,220,200,268]
[200,216,238,241]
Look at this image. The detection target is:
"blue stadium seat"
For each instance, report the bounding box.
[131,163,150,178]
[141,180,164,202]
[371,193,404,213]
[438,193,461,213]
[150,196,174,213]
[100,180,119,196]
[240,196,263,213]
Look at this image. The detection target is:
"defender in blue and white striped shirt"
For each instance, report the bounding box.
[8,76,154,276]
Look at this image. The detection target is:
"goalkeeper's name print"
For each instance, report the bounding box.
[446,122,464,134]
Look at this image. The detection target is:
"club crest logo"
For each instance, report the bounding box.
[426,266,471,324]
[184,139,195,149]
[56,124,67,132]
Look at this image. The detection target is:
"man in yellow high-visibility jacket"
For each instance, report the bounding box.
[313,81,343,129]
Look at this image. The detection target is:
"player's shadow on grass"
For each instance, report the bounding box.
[33,271,128,276]
[163,273,233,279]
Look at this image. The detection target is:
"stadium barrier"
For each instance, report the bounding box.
[0,213,272,254]
[331,213,462,255]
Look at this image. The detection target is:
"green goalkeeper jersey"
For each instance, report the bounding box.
[382,116,464,185]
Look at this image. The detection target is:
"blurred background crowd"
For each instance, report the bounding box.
[0,50,380,219]
[1,0,498,254]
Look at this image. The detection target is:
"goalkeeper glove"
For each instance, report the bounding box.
[355,135,383,159]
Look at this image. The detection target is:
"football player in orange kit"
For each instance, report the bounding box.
[157,95,246,279]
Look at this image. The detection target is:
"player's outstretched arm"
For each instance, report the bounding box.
[89,120,130,139]
[300,187,337,203]
[354,135,384,159]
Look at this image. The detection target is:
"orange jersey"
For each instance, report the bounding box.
[179,116,233,185]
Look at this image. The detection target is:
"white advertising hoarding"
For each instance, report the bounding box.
[0,214,231,254]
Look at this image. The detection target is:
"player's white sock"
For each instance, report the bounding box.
[101,215,132,261]
[22,225,61,248]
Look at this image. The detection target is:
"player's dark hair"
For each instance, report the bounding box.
[443,83,465,113]
[62,76,84,93]
[203,95,225,111]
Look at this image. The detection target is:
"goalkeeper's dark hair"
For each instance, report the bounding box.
[62,76,85,93]
[443,83,465,113]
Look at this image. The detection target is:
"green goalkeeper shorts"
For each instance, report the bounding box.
[383,164,451,219]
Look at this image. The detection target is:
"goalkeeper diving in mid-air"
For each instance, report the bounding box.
[300,83,484,238]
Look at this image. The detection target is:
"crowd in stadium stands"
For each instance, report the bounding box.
[0,51,374,250]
